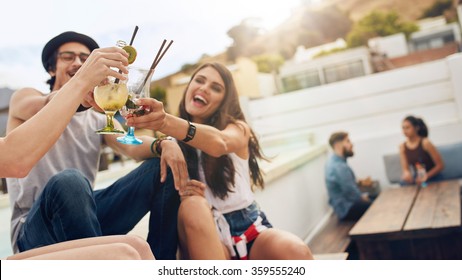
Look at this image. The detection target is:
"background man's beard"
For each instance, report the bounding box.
[343,148,354,158]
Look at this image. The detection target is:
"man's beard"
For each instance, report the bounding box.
[343,147,354,158]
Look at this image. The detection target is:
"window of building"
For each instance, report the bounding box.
[413,31,456,51]
[281,70,320,92]
[323,60,365,84]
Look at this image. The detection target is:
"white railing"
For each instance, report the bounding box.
[256,139,329,241]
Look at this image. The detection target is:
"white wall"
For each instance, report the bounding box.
[255,144,329,240]
[257,73,278,98]
[248,54,462,189]
[368,33,409,58]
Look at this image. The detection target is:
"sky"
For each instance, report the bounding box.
[0,0,309,92]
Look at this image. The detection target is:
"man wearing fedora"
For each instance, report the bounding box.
[6,31,187,260]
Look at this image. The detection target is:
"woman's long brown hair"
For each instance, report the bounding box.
[177,62,267,199]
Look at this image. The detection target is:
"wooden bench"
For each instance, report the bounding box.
[308,213,356,256]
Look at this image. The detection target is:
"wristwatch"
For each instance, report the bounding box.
[182,121,196,142]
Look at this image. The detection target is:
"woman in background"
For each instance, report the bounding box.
[399,115,444,185]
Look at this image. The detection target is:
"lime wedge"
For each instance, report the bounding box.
[123,45,137,64]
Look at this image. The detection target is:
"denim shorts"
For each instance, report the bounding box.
[222,201,272,254]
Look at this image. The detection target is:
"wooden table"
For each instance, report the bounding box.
[349,180,462,259]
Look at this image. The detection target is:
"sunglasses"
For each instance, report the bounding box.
[58,51,90,63]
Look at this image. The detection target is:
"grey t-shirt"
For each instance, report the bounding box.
[7,109,106,253]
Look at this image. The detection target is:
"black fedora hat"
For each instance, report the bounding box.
[41,31,99,71]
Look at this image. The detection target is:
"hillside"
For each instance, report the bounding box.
[244,0,451,59]
[327,0,439,21]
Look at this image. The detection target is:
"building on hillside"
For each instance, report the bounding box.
[278,17,461,94]
[293,38,348,63]
[410,17,461,52]
[372,17,461,69]
[153,17,462,103]
[368,33,409,58]
[279,46,373,93]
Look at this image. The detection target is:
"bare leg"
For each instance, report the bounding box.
[177,196,228,260]
[249,229,314,260]
[7,235,155,260]
[15,243,143,260]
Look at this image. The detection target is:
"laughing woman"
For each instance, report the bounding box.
[127,62,313,260]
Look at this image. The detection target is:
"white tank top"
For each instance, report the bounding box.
[200,151,254,214]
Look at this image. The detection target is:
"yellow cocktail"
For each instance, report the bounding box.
[94,80,128,134]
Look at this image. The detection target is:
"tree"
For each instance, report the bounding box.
[252,53,285,95]
[180,63,198,73]
[251,53,284,73]
[346,11,419,48]
[150,86,168,112]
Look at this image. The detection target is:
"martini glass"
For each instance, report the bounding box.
[117,67,153,144]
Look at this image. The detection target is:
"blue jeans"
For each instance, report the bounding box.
[16,158,180,260]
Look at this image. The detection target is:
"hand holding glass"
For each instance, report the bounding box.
[117,67,153,145]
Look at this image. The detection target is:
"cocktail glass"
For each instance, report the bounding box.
[117,67,153,144]
[94,75,129,134]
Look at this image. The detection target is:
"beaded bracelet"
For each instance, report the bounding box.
[150,136,172,157]
[150,138,160,157]
[156,138,167,156]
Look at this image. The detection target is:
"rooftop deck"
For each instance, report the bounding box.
[1,54,462,259]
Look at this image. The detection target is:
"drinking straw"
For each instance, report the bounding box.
[135,39,174,95]
[129,26,139,45]
[153,40,174,69]
[115,25,139,84]
[150,39,167,70]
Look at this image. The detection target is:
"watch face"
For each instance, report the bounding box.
[189,123,196,135]
[184,121,196,142]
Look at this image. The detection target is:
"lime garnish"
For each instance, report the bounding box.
[123,45,137,64]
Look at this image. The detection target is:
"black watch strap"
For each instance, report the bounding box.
[182,121,196,142]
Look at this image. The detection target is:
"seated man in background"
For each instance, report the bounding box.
[325,132,377,221]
